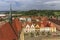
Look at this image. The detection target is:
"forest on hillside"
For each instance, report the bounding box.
[0,10,60,18]
[10,10,60,17]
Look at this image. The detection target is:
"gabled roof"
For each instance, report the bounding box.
[26,24,30,28]
[31,24,35,28]
[35,24,40,28]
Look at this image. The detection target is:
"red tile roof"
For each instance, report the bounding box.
[0,22,18,40]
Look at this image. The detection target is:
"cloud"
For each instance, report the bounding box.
[3,0,20,2]
[44,0,60,4]
[0,0,60,11]
[0,1,9,11]
[39,0,60,10]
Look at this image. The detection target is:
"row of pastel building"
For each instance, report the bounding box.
[23,24,56,33]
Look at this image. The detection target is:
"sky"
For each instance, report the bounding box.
[0,0,60,11]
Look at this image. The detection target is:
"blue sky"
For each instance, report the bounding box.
[0,0,60,11]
